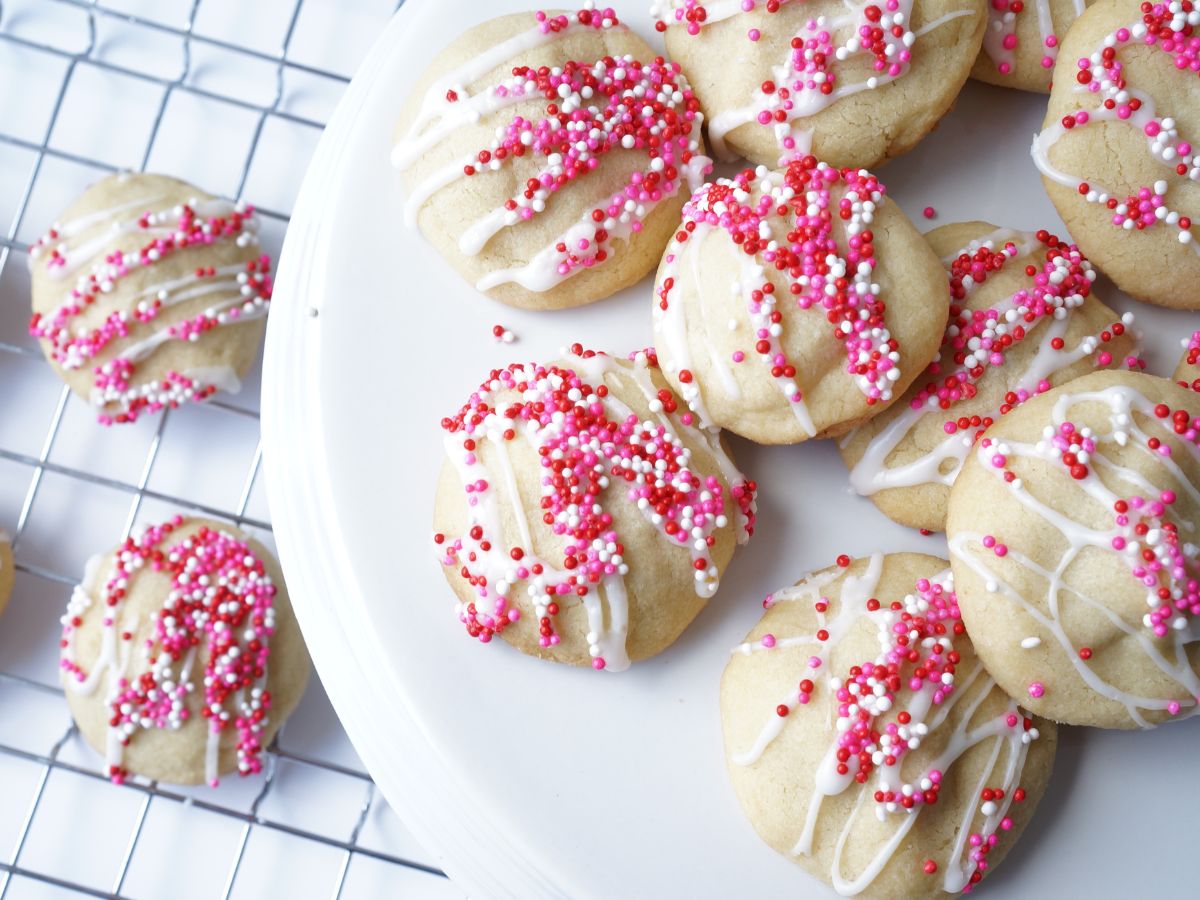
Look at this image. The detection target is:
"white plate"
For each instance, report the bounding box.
[262,2,1200,898]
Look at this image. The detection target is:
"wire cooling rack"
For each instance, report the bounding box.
[0,1,460,897]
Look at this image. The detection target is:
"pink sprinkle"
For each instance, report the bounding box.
[923,206,936,219]
[1028,682,1045,699]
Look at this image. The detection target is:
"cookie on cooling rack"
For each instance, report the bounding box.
[1173,329,1200,391]
[651,157,948,444]
[721,552,1056,898]
[1033,0,1200,309]
[0,531,12,618]
[392,7,709,310]
[60,516,311,785]
[28,172,272,425]
[651,0,986,170]
[947,370,1200,729]
[839,221,1137,533]
[973,0,1095,92]
[432,346,757,672]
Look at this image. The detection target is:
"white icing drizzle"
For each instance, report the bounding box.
[950,383,1200,726]
[730,556,1037,894]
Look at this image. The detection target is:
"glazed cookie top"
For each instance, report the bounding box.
[652,156,948,444]
[1173,328,1200,389]
[28,172,271,424]
[840,222,1138,533]
[721,553,1055,898]
[393,6,710,309]
[433,346,757,672]
[947,370,1200,728]
[60,516,309,785]
[973,0,1092,92]
[1032,0,1200,309]
[652,0,986,170]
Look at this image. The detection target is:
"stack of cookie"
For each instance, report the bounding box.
[400,1,1200,896]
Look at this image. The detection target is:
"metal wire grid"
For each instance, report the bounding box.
[0,1,443,897]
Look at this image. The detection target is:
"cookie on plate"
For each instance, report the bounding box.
[1173,329,1200,391]
[973,0,1094,92]
[393,7,710,310]
[433,346,757,671]
[29,172,272,425]
[652,157,948,444]
[947,370,1200,728]
[652,0,987,170]
[1033,0,1200,309]
[60,516,311,785]
[840,221,1137,533]
[0,530,12,618]
[722,552,1056,898]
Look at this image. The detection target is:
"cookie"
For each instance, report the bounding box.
[29,173,271,425]
[972,0,1093,92]
[721,552,1056,898]
[1033,0,1200,309]
[59,516,311,785]
[652,157,948,444]
[433,346,757,671]
[652,0,987,170]
[392,7,709,310]
[0,531,12,619]
[947,370,1200,728]
[840,222,1137,532]
[1173,328,1200,390]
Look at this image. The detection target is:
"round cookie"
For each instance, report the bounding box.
[60,516,311,785]
[652,0,987,170]
[1172,328,1200,390]
[1033,0,1200,309]
[947,370,1200,728]
[0,531,12,618]
[29,172,271,425]
[973,0,1094,92]
[433,346,757,671]
[392,7,709,310]
[722,552,1056,898]
[840,221,1138,533]
[652,157,948,444]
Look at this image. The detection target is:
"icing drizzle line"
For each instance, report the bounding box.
[393,4,711,293]
[732,554,1039,894]
[28,192,271,425]
[1031,1,1200,249]
[434,346,756,672]
[845,227,1139,499]
[650,0,977,161]
[60,517,278,786]
[950,383,1200,726]
[655,156,897,436]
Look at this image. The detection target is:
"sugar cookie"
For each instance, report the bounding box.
[433,346,757,671]
[652,157,948,444]
[947,370,1200,728]
[0,531,12,619]
[60,517,311,785]
[653,0,987,170]
[973,0,1093,92]
[722,552,1056,898]
[840,221,1137,532]
[29,173,271,425]
[393,7,710,310]
[1033,0,1200,309]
